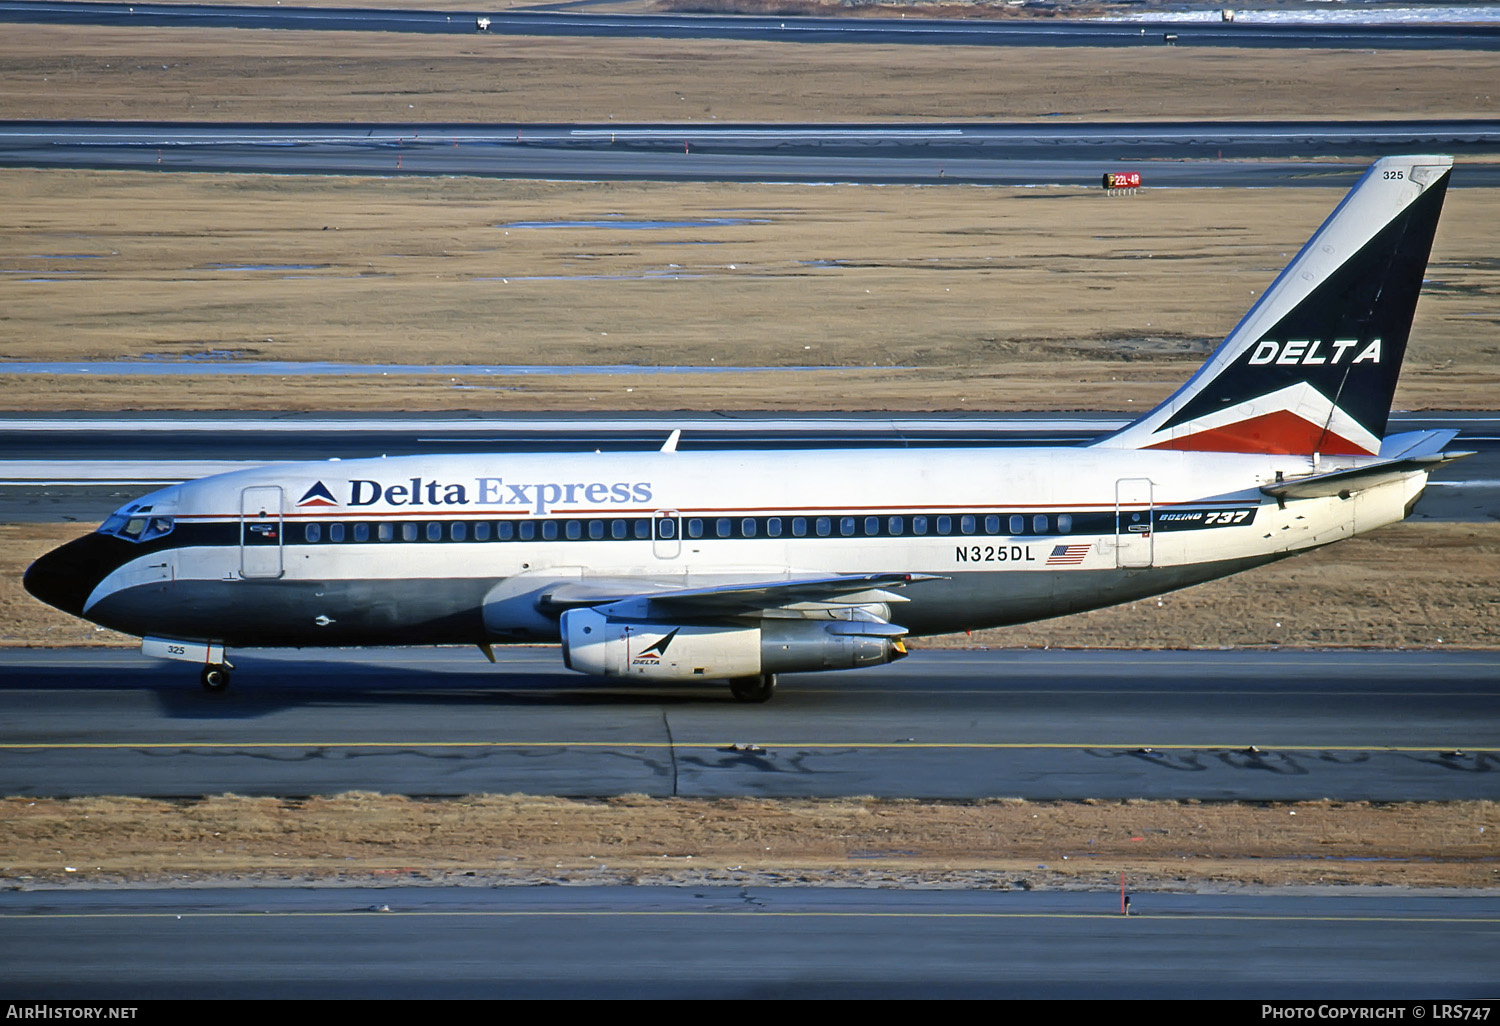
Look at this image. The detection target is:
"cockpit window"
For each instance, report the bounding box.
[98,513,174,543]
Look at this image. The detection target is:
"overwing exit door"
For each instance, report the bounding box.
[652,510,681,560]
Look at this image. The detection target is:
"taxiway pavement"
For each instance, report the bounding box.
[3,647,1495,801]
[6,120,1500,185]
[3,886,1497,998]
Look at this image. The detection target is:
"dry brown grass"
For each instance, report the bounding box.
[4,24,1499,124]
[4,794,1494,889]
[3,171,1497,413]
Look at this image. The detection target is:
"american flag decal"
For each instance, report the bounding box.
[1046,543,1091,566]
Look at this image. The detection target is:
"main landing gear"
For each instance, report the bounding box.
[729,673,776,704]
[200,664,231,693]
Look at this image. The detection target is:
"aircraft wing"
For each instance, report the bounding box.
[537,572,941,619]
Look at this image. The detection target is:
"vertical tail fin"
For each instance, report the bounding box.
[1094,155,1451,456]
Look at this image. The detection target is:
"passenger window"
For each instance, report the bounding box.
[611,520,627,539]
[1033,515,1048,534]
[426,522,442,542]
[716,518,731,538]
[472,522,490,541]
[767,518,783,538]
[588,520,604,540]
[518,521,535,540]
[451,522,467,541]
[402,523,418,542]
[792,517,807,537]
[305,523,321,543]
[840,517,855,537]
[542,521,558,540]
[741,518,756,537]
[354,523,370,542]
[687,518,703,539]
[985,515,999,534]
[815,517,831,537]
[912,516,928,536]
[564,520,581,540]
[634,519,652,540]
[378,523,394,542]
[656,519,675,540]
[960,515,975,535]
[936,516,951,535]
[888,516,904,536]
[330,523,345,543]
[1058,514,1073,534]
[1010,515,1025,535]
[865,517,879,536]
[496,521,515,541]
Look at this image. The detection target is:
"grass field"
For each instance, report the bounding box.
[4,171,1497,412]
[5,794,1495,890]
[5,24,1499,123]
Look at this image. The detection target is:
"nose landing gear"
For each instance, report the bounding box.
[200,664,231,693]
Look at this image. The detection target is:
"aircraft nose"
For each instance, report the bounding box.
[23,533,118,618]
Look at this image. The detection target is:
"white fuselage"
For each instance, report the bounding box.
[77,445,1427,649]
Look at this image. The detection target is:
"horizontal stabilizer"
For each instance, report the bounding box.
[1378,428,1460,459]
[1261,449,1472,501]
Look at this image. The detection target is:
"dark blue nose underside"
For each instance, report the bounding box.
[23,533,126,619]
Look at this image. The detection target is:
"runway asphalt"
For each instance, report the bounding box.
[3,647,1495,801]
[6,121,1500,185]
[4,886,1497,998]
[4,1,1500,49]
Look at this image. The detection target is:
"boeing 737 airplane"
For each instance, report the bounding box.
[23,155,1471,702]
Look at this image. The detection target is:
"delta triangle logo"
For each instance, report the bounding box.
[296,481,339,508]
[638,629,679,657]
[631,628,680,666]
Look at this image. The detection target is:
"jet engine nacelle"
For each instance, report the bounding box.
[559,608,906,682]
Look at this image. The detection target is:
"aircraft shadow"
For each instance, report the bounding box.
[1,656,745,719]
